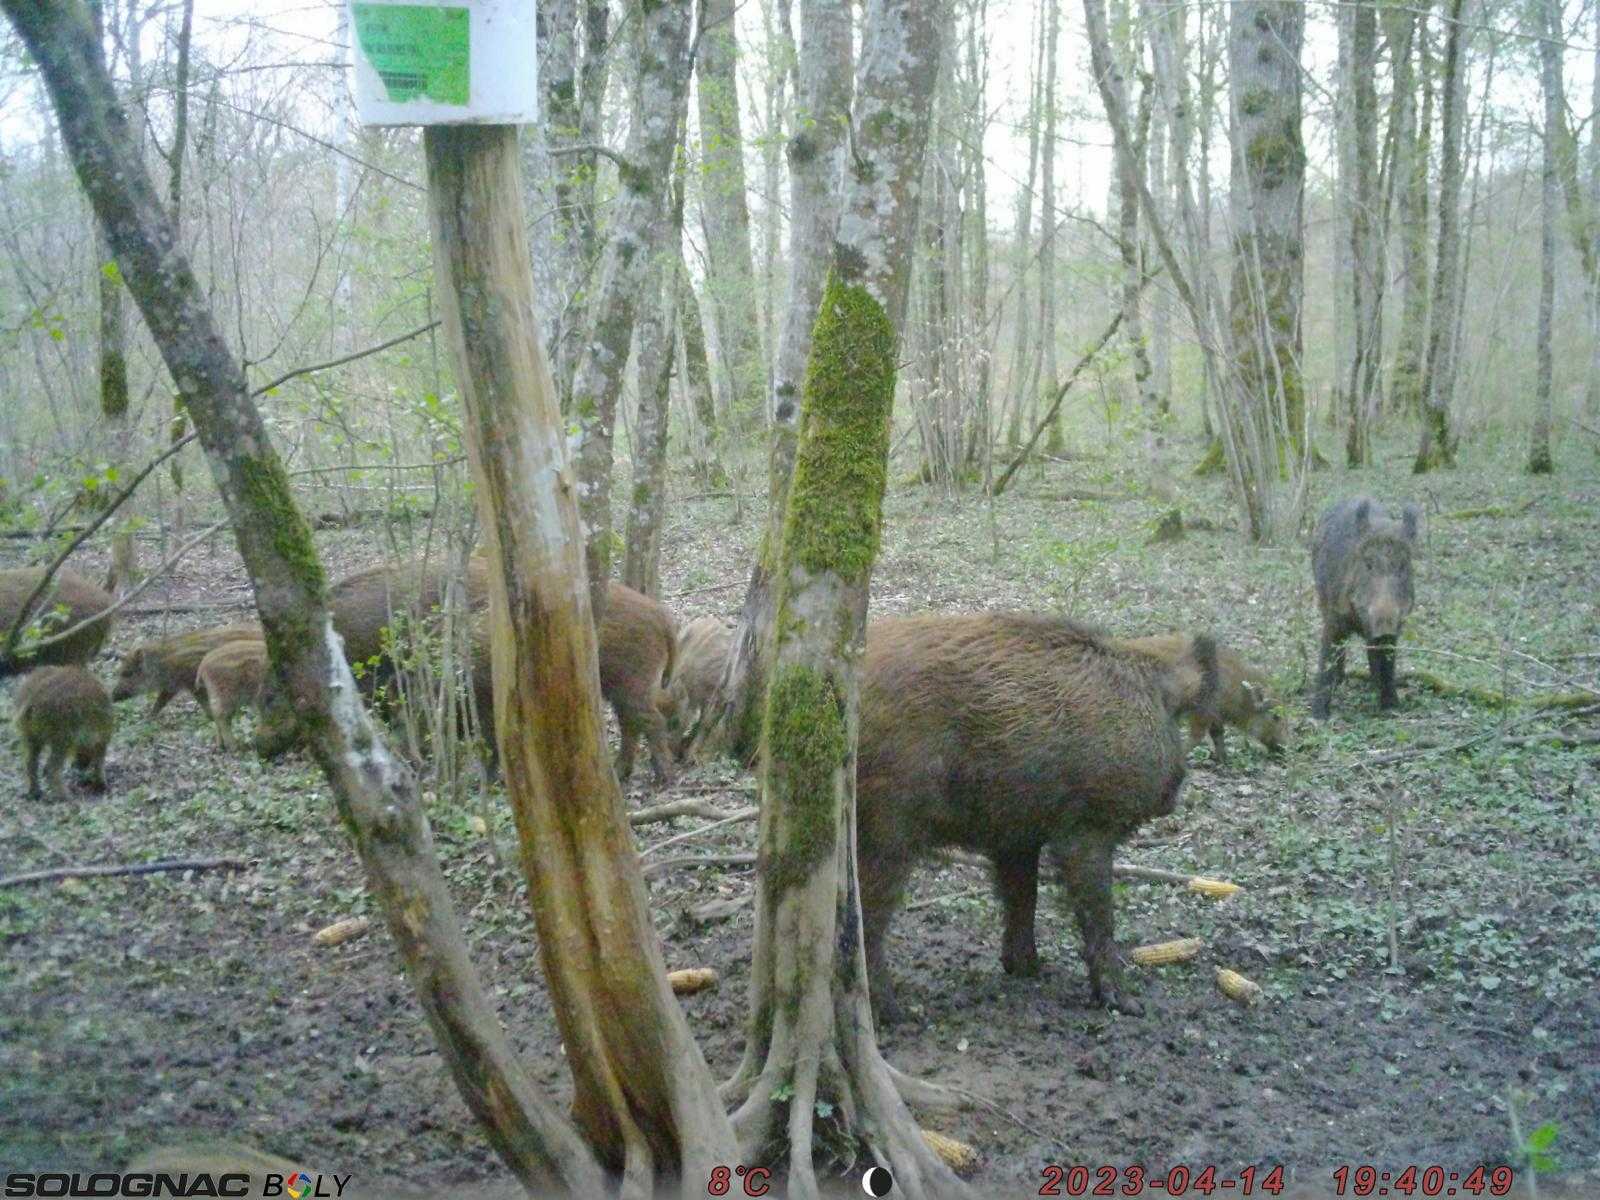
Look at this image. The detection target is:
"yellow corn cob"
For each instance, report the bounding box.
[667,967,719,996]
[920,1130,978,1174]
[1215,967,1263,1006]
[1130,937,1204,966]
[311,916,370,947]
[1188,876,1242,899]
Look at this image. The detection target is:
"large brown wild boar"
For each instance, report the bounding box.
[14,665,114,799]
[0,567,114,677]
[665,615,734,760]
[1311,496,1421,718]
[112,622,263,713]
[1122,633,1289,763]
[196,640,269,751]
[856,613,1218,1020]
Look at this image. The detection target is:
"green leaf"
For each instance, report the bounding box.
[1527,1122,1558,1151]
[101,260,123,283]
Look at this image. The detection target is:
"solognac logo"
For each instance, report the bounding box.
[1,1169,353,1197]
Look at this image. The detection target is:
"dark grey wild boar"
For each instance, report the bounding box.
[14,665,114,799]
[1311,496,1421,718]
[855,613,1218,1020]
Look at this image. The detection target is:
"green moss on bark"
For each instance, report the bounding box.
[236,457,325,602]
[781,273,895,584]
[762,665,845,893]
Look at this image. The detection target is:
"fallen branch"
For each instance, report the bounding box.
[629,798,732,826]
[1440,498,1537,520]
[640,851,756,880]
[0,857,247,890]
[638,806,758,857]
[1362,719,1600,766]
[940,849,1217,889]
[905,886,988,912]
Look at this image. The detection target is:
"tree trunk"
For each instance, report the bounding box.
[624,158,691,598]
[696,0,767,425]
[1529,0,1559,474]
[1415,0,1467,472]
[425,126,738,1190]
[570,0,694,619]
[1225,0,1305,537]
[676,265,726,485]
[1390,4,1431,418]
[715,0,852,764]
[4,2,604,1191]
[1345,0,1383,466]
[1039,0,1062,454]
[1590,0,1600,419]
[1332,0,1354,445]
[722,2,962,1195]
[1005,2,1044,448]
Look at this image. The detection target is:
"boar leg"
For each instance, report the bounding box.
[995,846,1043,977]
[858,849,914,1024]
[1058,829,1142,1015]
[76,743,108,793]
[210,694,236,752]
[1209,724,1229,766]
[1310,630,1345,720]
[41,743,70,801]
[23,737,44,800]
[150,687,177,715]
[1367,637,1399,710]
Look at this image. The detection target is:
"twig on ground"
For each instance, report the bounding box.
[640,851,756,880]
[0,857,248,890]
[629,798,732,826]
[639,806,759,857]
[905,886,989,912]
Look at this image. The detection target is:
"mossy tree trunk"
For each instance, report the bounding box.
[676,263,726,485]
[721,2,963,1195]
[696,0,767,425]
[1225,0,1306,538]
[715,0,853,764]
[569,0,693,619]
[1415,0,1467,473]
[425,125,737,1192]
[1529,0,1559,474]
[1389,4,1431,418]
[4,2,605,1193]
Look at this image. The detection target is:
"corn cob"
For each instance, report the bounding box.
[1188,876,1242,899]
[1130,937,1204,966]
[667,967,719,996]
[311,916,370,947]
[1215,967,1263,1006]
[920,1130,978,1174]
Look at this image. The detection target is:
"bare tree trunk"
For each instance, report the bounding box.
[715,0,851,763]
[426,126,738,1188]
[1345,0,1383,466]
[624,158,691,598]
[676,265,725,484]
[1332,0,1354,441]
[697,0,767,424]
[570,0,694,619]
[1529,0,1559,474]
[1390,5,1431,418]
[1225,0,1305,536]
[1196,0,1218,439]
[1039,0,1062,454]
[1590,0,1600,418]
[722,3,963,1196]
[4,3,607,1190]
[1146,26,1171,416]
[1005,2,1044,447]
[1415,0,1467,472]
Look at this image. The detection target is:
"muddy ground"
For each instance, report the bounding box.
[2,434,1597,1199]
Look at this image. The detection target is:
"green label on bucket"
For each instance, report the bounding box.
[352,4,470,105]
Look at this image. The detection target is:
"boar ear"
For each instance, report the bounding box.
[1400,502,1422,544]
[1240,679,1260,704]
[1354,498,1372,532]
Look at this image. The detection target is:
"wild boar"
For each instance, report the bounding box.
[855,613,1218,1020]
[1122,633,1289,763]
[112,622,264,714]
[195,640,269,752]
[665,615,734,761]
[1311,496,1421,718]
[14,665,114,799]
[0,567,114,676]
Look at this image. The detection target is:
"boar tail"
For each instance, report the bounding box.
[1192,633,1222,722]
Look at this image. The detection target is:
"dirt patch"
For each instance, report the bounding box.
[2,440,1597,1197]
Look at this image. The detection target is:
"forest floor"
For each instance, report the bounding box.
[2,430,1597,1199]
